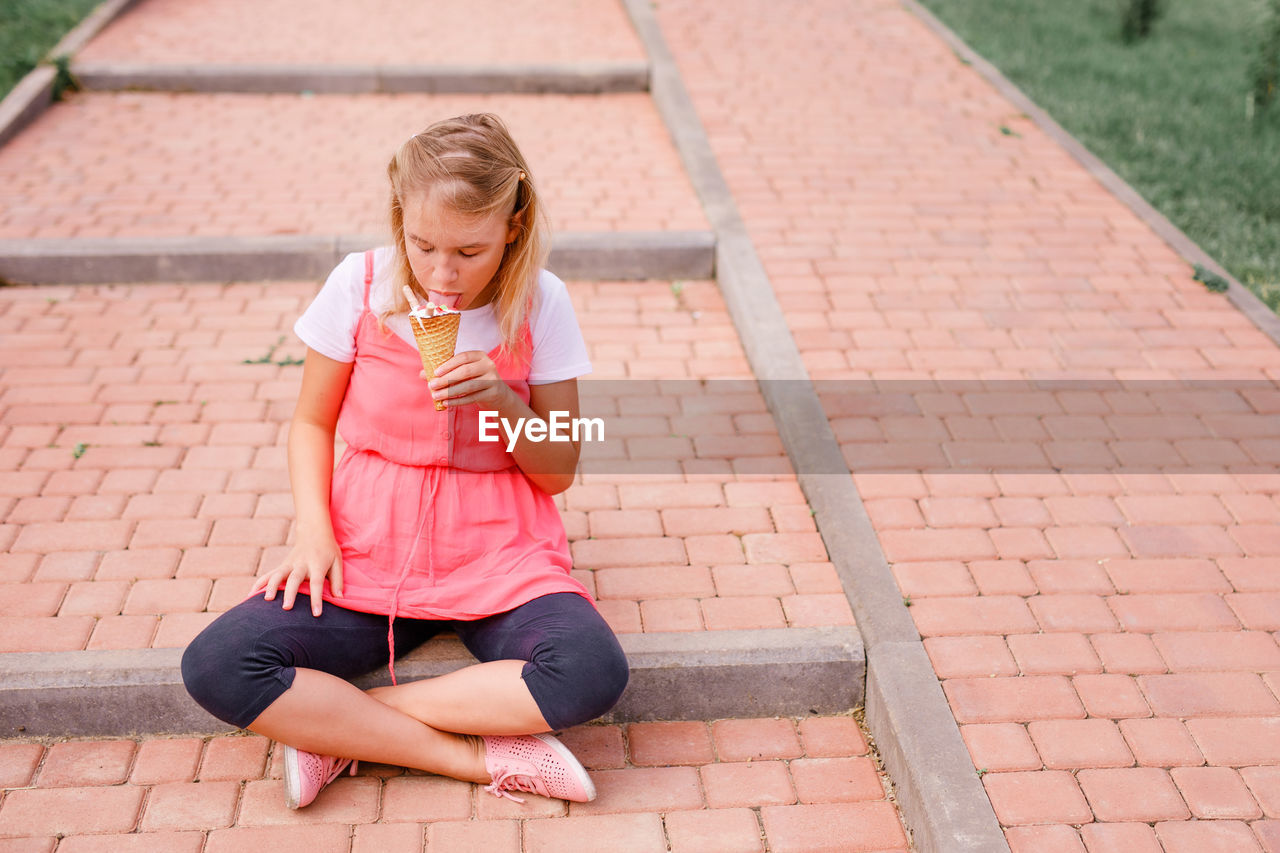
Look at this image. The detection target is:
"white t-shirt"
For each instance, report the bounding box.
[294,247,592,384]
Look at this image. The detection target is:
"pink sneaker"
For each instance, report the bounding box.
[481,733,597,803]
[282,745,358,809]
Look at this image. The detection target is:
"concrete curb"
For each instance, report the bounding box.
[46,0,141,59]
[867,643,1005,853]
[0,627,863,737]
[0,231,715,285]
[901,0,1280,351]
[0,0,140,149]
[622,0,1009,849]
[70,61,650,94]
[0,66,56,151]
[551,230,714,281]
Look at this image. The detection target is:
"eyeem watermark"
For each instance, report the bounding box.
[478,411,605,452]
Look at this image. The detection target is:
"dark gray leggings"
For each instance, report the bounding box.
[181,592,629,731]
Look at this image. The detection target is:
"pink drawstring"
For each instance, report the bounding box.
[385,473,438,686]
[386,616,399,686]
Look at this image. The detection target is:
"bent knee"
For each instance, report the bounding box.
[528,636,630,729]
[587,642,630,718]
[181,628,235,720]
[181,623,246,720]
[180,613,289,729]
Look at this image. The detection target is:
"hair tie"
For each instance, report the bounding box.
[518,170,527,181]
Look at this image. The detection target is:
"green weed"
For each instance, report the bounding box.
[50,53,78,101]
[1120,0,1162,43]
[0,0,100,100]
[1193,263,1231,293]
[1252,0,1280,113]
[243,335,305,366]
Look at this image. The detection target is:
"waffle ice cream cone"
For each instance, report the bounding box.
[411,311,461,411]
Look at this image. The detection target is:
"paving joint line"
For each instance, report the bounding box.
[0,232,715,285]
[621,0,1008,850]
[901,0,1280,351]
[69,61,650,95]
[0,627,863,737]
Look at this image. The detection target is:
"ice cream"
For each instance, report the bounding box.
[404,285,461,411]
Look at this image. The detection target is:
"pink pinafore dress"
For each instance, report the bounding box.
[303,252,593,635]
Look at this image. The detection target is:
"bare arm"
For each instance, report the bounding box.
[428,352,582,495]
[251,348,353,615]
[487,377,582,495]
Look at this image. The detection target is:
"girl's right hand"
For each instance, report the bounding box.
[251,533,343,617]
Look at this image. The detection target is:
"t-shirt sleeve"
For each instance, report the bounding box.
[293,253,364,363]
[527,271,592,384]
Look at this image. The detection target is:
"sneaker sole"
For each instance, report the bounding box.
[533,733,597,802]
[282,744,303,810]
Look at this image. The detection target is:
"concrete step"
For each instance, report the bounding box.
[69,61,650,95]
[77,0,647,69]
[0,232,714,285]
[0,90,711,283]
[0,627,864,737]
[0,275,860,738]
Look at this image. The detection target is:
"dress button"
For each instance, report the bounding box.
[443,431,451,440]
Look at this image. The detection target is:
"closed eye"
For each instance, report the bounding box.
[412,243,479,258]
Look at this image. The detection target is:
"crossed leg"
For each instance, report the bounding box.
[246,661,547,784]
[182,592,626,785]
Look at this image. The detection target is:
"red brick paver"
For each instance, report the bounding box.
[657,0,1280,846]
[0,93,705,240]
[0,718,909,851]
[0,276,857,645]
[78,0,645,66]
[9,0,1280,845]
[6,7,901,849]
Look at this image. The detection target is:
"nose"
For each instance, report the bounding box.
[431,258,458,285]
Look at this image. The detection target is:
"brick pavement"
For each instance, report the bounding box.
[658,0,1280,849]
[0,716,909,852]
[13,0,1280,847]
[76,0,645,66]
[0,277,854,652]
[0,0,903,845]
[0,92,705,240]
[0,0,918,849]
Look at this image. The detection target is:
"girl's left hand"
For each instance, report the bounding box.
[425,350,515,409]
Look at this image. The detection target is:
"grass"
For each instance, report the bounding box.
[917,0,1280,310]
[0,0,103,101]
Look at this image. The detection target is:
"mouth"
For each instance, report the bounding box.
[427,289,465,310]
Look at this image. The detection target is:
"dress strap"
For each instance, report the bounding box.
[362,250,375,311]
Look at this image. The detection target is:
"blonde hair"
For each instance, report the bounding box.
[383,113,547,354]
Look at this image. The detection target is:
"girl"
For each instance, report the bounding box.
[181,113,629,809]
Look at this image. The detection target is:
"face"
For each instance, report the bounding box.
[402,186,518,310]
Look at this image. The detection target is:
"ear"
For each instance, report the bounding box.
[506,209,525,244]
